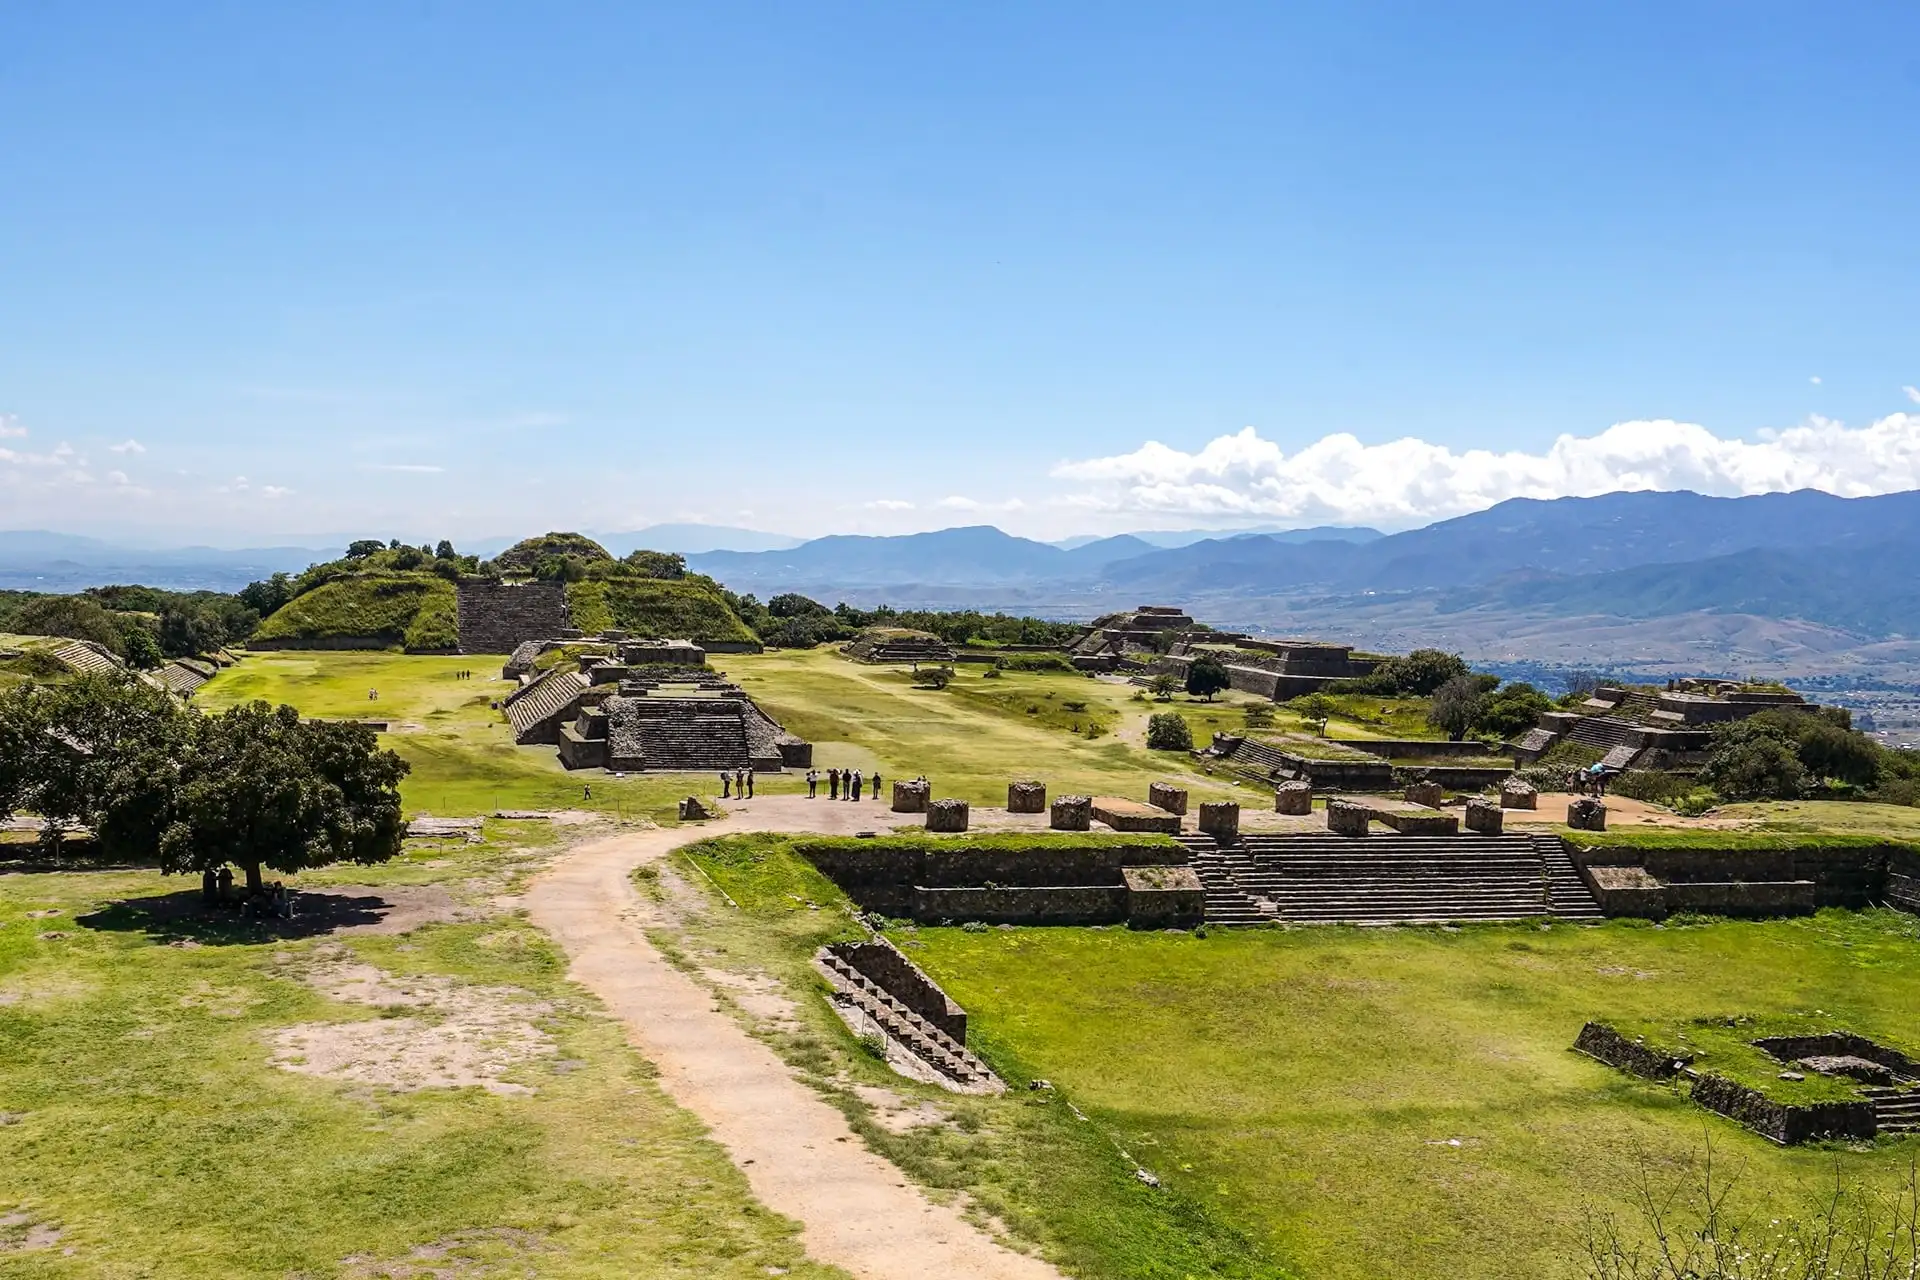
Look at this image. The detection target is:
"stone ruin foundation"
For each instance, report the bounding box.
[1050,794,1092,831]
[1198,801,1241,839]
[1147,782,1189,816]
[1274,781,1313,815]
[1567,797,1607,832]
[1404,780,1444,809]
[892,780,931,814]
[926,799,970,833]
[1007,781,1047,814]
[1500,779,1538,810]
[1327,798,1371,837]
[1464,797,1504,835]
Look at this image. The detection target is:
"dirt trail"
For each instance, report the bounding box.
[523,796,1063,1280]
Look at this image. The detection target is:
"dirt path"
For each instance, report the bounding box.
[523,797,1063,1280]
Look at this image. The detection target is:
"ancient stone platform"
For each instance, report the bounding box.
[1091,797,1182,834]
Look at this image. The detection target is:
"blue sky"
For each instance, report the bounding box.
[4,2,1920,544]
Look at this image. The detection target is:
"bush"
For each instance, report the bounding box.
[1242,703,1276,729]
[1146,712,1194,752]
[914,666,954,690]
[1607,770,1696,808]
[1473,682,1552,740]
[1701,720,1806,800]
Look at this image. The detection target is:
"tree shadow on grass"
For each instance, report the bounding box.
[76,889,407,945]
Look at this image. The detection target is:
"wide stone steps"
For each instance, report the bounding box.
[1565,716,1640,751]
[820,954,994,1086]
[1862,1087,1920,1133]
[1177,832,1605,926]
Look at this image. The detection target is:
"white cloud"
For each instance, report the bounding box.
[865,498,916,511]
[0,415,25,439]
[107,470,130,485]
[1906,386,1920,405]
[1051,411,1920,527]
[260,485,293,498]
[359,463,445,474]
[1810,376,1822,385]
[934,496,1026,513]
[109,439,145,454]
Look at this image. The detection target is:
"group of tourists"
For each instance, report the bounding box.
[1568,762,1612,798]
[805,767,880,801]
[720,768,756,799]
[198,865,294,920]
[452,669,478,680]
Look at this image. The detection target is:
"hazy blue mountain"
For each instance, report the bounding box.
[1052,524,1382,550]
[597,524,805,555]
[688,525,1154,588]
[0,531,341,592]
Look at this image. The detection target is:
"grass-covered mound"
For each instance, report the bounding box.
[492,531,612,574]
[252,574,457,651]
[565,578,758,646]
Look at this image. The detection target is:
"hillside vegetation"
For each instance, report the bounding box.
[565,578,759,645]
[252,574,458,651]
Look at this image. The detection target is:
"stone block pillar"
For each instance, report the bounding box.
[1500,779,1538,810]
[1007,780,1047,814]
[926,798,970,833]
[1405,780,1444,809]
[1567,797,1607,832]
[1327,799,1371,837]
[1050,794,1092,831]
[1274,781,1313,815]
[892,780,931,813]
[1148,782,1189,815]
[1464,797,1503,835]
[1197,801,1241,839]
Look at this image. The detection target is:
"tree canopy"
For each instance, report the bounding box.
[1185,654,1232,702]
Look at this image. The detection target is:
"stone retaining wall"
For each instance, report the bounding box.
[1689,1073,1877,1145]
[913,885,1127,925]
[1573,1022,1693,1079]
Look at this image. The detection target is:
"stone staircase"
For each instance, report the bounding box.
[1862,1086,1920,1135]
[1565,716,1641,752]
[1599,744,1641,771]
[456,581,568,655]
[818,951,997,1088]
[1532,833,1606,920]
[617,700,752,770]
[1176,831,1605,925]
[505,669,589,744]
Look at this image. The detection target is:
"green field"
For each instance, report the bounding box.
[901,911,1920,1280]
[0,831,840,1279]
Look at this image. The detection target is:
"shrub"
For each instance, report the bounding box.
[993,652,1077,674]
[1427,674,1486,741]
[1607,770,1696,808]
[1473,681,1552,740]
[1242,703,1276,729]
[1149,673,1181,701]
[914,666,954,690]
[1701,720,1806,800]
[1146,712,1194,752]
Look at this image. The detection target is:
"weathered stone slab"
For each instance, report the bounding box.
[1500,779,1538,810]
[1197,801,1240,839]
[1464,797,1504,835]
[1007,780,1047,814]
[1274,781,1313,815]
[1123,865,1205,930]
[1326,799,1371,836]
[1404,780,1444,809]
[1147,782,1189,815]
[678,796,713,821]
[1091,797,1182,834]
[926,798,970,833]
[1050,794,1092,831]
[892,780,931,813]
[1368,800,1460,836]
[1568,797,1608,832]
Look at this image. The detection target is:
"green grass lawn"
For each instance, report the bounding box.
[0,834,841,1279]
[710,649,1253,805]
[901,911,1920,1280]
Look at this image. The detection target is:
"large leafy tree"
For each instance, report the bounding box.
[159,703,409,894]
[1185,654,1232,702]
[1426,674,1487,741]
[1701,720,1807,801]
[1473,681,1553,741]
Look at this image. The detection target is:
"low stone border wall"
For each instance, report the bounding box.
[1573,1021,1693,1079]
[914,885,1126,925]
[1689,1073,1876,1145]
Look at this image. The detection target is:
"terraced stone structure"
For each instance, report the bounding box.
[558,682,810,773]
[455,580,569,655]
[844,628,955,665]
[1513,680,1839,774]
